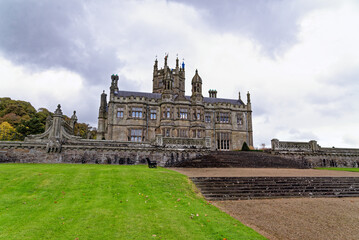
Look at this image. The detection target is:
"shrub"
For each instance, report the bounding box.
[241,142,250,151]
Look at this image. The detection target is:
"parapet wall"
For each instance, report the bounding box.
[271,139,359,168]
[0,139,209,166]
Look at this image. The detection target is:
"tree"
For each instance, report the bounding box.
[16,117,45,140]
[0,121,17,141]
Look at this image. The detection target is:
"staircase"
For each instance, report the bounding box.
[172,151,309,169]
[191,177,359,200]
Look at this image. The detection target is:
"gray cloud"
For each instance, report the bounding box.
[170,0,319,57]
[0,0,120,84]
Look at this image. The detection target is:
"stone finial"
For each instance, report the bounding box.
[154,56,158,69]
[238,91,241,100]
[247,91,251,104]
[164,53,168,66]
[54,104,62,115]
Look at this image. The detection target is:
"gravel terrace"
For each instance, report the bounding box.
[170,168,359,240]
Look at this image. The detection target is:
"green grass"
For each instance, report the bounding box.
[316,167,359,172]
[0,164,266,240]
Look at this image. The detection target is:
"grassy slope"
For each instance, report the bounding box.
[316,167,359,172]
[0,164,266,240]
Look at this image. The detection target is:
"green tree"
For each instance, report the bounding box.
[16,117,45,140]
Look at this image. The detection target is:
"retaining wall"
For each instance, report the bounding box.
[0,140,209,166]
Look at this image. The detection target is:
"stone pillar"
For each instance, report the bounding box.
[97,91,107,140]
[48,104,63,140]
[246,92,253,147]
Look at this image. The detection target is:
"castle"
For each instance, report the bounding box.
[97,55,253,150]
[1,56,359,167]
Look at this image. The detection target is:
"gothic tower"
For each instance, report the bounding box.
[152,54,185,96]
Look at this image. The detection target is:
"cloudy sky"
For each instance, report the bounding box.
[1,0,359,148]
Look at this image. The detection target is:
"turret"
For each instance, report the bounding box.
[191,69,203,102]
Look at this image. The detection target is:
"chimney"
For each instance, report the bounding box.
[208,90,217,98]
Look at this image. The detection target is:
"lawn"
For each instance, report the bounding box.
[0,164,266,240]
[316,167,359,172]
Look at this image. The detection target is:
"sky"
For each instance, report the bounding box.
[1,0,359,149]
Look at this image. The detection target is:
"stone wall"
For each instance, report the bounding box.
[271,139,359,168]
[0,139,209,166]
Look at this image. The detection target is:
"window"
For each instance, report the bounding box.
[205,114,211,123]
[178,129,188,137]
[130,129,142,142]
[132,107,142,118]
[217,132,230,150]
[192,129,202,138]
[179,108,188,119]
[197,113,201,120]
[219,112,230,123]
[237,115,243,125]
[150,109,157,120]
[166,129,170,137]
[117,107,124,118]
[163,108,171,119]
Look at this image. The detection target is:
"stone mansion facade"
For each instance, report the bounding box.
[97,55,253,151]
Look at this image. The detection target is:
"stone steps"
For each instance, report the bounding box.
[191,177,359,200]
[172,151,309,168]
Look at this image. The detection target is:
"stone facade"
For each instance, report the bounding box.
[97,55,253,150]
[271,139,359,168]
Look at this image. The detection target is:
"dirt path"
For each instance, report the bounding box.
[170,167,359,177]
[170,168,359,240]
[213,198,359,240]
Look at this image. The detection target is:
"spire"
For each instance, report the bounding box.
[247,91,251,104]
[176,54,179,69]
